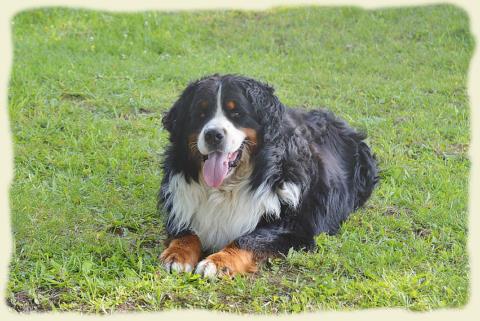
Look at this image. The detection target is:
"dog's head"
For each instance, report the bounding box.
[162,74,284,188]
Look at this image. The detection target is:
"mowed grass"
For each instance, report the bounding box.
[6,5,473,313]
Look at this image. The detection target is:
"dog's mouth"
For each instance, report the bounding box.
[202,144,243,188]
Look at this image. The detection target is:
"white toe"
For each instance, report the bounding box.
[195,259,218,278]
[170,262,192,273]
[194,259,208,275]
[203,262,218,278]
[163,261,172,272]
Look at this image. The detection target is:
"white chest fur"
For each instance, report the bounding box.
[163,162,292,251]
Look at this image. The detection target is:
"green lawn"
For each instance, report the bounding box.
[6,5,473,313]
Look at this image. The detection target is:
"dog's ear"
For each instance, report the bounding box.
[162,81,197,142]
[240,78,285,144]
[161,108,177,134]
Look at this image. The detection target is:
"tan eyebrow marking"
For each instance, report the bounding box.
[199,100,208,108]
[225,100,236,110]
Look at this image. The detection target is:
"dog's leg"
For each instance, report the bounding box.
[195,222,315,278]
[160,233,202,273]
[194,242,258,278]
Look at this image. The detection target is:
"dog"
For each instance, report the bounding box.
[158,74,378,278]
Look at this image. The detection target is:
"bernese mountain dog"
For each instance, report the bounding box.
[158,74,378,278]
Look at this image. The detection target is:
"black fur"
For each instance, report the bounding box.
[159,74,379,257]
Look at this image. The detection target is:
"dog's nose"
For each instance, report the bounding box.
[204,128,225,146]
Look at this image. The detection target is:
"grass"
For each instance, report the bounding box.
[6,4,473,313]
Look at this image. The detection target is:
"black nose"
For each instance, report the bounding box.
[204,128,225,146]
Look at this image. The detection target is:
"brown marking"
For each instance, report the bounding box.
[204,242,258,276]
[160,234,202,268]
[225,100,236,110]
[240,127,258,153]
[198,101,208,118]
[199,100,208,108]
[187,133,200,155]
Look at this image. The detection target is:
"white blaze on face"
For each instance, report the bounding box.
[197,83,245,155]
[197,83,246,188]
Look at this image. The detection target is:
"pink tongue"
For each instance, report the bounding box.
[203,152,229,188]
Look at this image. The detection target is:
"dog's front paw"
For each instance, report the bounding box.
[160,235,201,273]
[194,245,257,278]
[194,257,230,278]
[160,248,195,273]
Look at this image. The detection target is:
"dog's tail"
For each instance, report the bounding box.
[353,138,379,209]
